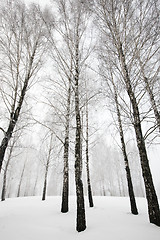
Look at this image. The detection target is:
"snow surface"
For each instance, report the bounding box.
[0,196,159,240]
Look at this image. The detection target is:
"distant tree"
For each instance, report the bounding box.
[17,155,28,198]
[41,133,54,201]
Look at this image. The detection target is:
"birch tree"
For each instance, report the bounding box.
[52,0,93,231]
[17,158,27,197]
[0,1,53,172]
[94,0,160,226]
[111,74,138,214]
[85,98,94,207]
[97,46,138,213]
[41,133,54,201]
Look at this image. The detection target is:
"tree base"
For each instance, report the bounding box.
[76,225,86,232]
[61,208,68,213]
[132,211,138,215]
[150,213,160,227]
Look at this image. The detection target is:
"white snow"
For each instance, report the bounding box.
[0,196,159,240]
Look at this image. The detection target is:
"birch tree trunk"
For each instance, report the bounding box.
[33,172,39,196]
[74,39,86,232]
[61,82,71,212]
[1,133,20,200]
[117,42,160,226]
[42,164,49,201]
[85,100,94,208]
[1,150,12,201]
[113,80,138,214]
[42,134,53,201]
[17,161,26,197]
[94,0,160,226]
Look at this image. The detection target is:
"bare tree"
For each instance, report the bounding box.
[39,3,74,212]
[1,129,23,201]
[111,74,138,214]
[52,0,93,231]
[41,133,54,201]
[97,46,138,213]
[85,102,94,207]
[94,0,160,226]
[84,84,94,208]
[17,158,27,198]
[0,0,53,172]
[61,80,72,212]
[45,0,94,231]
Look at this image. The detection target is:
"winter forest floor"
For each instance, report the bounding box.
[0,196,159,240]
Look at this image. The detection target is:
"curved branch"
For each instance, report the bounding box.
[0,127,6,134]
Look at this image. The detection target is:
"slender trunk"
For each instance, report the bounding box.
[113,83,138,214]
[0,121,16,173]
[117,174,122,196]
[118,42,160,226]
[119,122,138,215]
[33,171,39,196]
[61,83,71,213]
[1,173,7,201]
[42,164,49,201]
[85,101,94,207]
[6,174,13,198]
[74,40,86,232]
[1,139,15,201]
[61,156,69,211]
[1,168,8,201]
[42,134,53,201]
[24,179,30,197]
[17,161,26,197]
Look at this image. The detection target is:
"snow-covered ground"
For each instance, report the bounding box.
[0,196,159,240]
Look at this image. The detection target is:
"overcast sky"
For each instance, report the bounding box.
[23,0,160,193]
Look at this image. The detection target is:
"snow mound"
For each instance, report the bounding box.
[0,196,159,240]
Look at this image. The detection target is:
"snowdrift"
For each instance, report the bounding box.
[0,196,159,240]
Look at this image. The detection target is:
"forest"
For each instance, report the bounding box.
[0,0,160,234]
